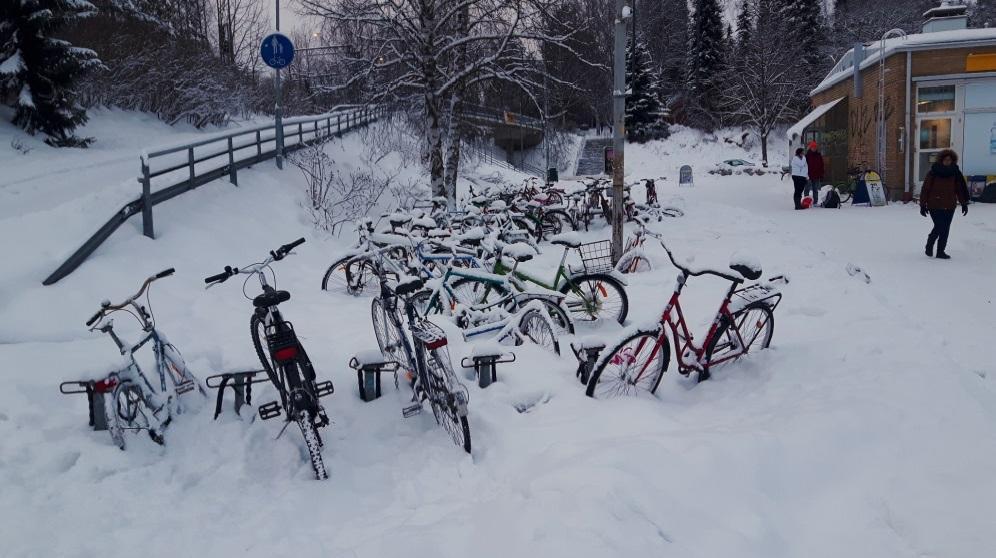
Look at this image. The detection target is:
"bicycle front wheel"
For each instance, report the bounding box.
[586,331,669,399]
[296,411,328,480]
[321,256,381,295]
[560,273,629,324]
[616,251,653,274]
[449,278,512,308]
[518,307,561,354]
[425,351,471,453]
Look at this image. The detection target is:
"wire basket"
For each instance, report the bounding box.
[574,240,614,274]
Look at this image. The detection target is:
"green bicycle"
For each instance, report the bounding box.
[468,235,629,325]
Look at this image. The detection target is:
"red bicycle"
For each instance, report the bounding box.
[586,241,787,399]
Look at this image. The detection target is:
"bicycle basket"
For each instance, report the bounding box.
[574,240,614,274]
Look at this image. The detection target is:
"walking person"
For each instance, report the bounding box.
[805,141,825,205]
[920,149,969,259]
[791,147,809,210]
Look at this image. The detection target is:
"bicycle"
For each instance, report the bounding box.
[205,238,335,480]
[368,265,472,453]
[321,218,413,295]
[586,241,787,399]
[472,234,629,325]
[60,268,205,450]
[411,244,569,354]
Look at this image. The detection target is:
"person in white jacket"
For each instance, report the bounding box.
[790,147,809,210]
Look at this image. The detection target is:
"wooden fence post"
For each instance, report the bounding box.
[337,114,341,135]
[256,130,262,158]
[228,137,238,186]
[298,123,303,144]
[314,121,319,143]
[141,157,154,239]
[188,147,195,184]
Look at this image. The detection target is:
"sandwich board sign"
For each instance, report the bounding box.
[679,165,694,187]
[865,171,888,206]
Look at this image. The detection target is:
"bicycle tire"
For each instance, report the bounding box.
[296,410,329,480]
[537,210,575,241]
[108,379,163,447]
[449,278,513,309]
[559,273,629,324]
[371,298,414,370]
[321,256,382,295]
[586,330,670,399]
[616,251,653,274]
[702,302,774,380]
[103,385,126,450]
[425,351,471,453]
[518,307,560,354]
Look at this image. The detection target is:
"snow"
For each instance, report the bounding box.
[0,52,22,75]
[470,341,505,358]
[351,349,390,368]
[2,110,996,558]
[785,97,844,142]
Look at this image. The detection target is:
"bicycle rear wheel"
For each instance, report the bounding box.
[449,278,512,308]
[425,351,471,453]
[586,331,669,399]
[704,303,774,375]
[322,256,382,295]
[295,411,328,480]
[371,298,412,369]
[518,307,560,354]
[560,273,629,324]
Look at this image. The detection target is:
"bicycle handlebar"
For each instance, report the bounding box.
[205,238,305,286]
[86,267,175,326]
[204,266,237,285]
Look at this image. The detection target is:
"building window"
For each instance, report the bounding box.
[919,118,952,149]
[917,85,956,113]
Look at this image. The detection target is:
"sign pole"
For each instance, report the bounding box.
[611,0,630,263]
[274,0,284,170]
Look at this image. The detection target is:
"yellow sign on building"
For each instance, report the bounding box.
[966,53,996,72]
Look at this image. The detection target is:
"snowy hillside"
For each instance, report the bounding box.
[2,111,996,558]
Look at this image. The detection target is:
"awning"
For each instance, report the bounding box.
[786,97,845,142]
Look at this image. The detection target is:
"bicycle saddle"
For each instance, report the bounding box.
[393,276,424,296]
[502,243,534,263]
[729,262,762,281]
[550,233,582,248]
[389,213,413,227]
[253,290,291,308]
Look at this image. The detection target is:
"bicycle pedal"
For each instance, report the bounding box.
[402,403,423,418]
[174,380,196,395]
[315,380,334,398]
[258,401,281,420]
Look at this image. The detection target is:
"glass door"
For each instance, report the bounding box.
[914,84,962,191]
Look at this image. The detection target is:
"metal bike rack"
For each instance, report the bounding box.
[59,380,109,431]
[570,340,606,385]
[349,354,400,402]
[460,350,516,389]
[205,369,269,419]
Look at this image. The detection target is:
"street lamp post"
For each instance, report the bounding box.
[274,0,285,170]
[611,0,631,263]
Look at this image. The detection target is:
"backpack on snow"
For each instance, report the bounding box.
[822,189,841,208]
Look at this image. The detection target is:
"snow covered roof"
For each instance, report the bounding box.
[786,97,845,141]
[812,27,996,96]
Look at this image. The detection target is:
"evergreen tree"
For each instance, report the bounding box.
[686,0,728,130]
[625,35,668,143]
[735,0,756,55]
[0,1,102,146]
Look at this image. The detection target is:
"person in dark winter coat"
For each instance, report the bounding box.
[790,147,809,209]
[920,149,969,259]
[804,141,825,204]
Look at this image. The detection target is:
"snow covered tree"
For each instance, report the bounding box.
[637,0,687,114]
[686,0,729,130]
[1,0,102,146]
[735,0,756,56]
[777,0,826,107]
[722,0,799,166]
[970,0,996,27]
[625,35,668,143]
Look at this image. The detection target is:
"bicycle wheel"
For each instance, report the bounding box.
[586,330,670,399]
[560,273,629,324]
[704,303,774,374]
[295,410,328,480]
[371,298,412,369]
[321,256,381,295]
[109,379,163,447]
[616,250,653,274]
[537,210,574,241]
[103,385,126,450]
[425,351,471,453]
[518,307,560,354]
[449,278,512,308]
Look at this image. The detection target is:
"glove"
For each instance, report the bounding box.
[920,207,927,217]
[962,205,968,216]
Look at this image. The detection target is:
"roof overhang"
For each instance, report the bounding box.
[786,97,845,142]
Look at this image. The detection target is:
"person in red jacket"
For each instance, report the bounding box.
[804,141,825,205]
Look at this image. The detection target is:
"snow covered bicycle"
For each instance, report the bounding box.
[205,238,335,480]
[60,268,205,450]
[368,263,472,453]
[586,242,787,399]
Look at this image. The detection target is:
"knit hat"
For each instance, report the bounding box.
[808,141,818,150]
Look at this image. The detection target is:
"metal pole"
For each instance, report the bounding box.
[274,0,284,170]
[141,159,154,239]
[543,56,550,180]
[611,0,630,263]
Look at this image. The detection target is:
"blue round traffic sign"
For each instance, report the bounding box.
[261,33,294,69]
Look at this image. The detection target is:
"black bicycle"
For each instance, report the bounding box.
[205,238,334,480]
[368,255,471,453]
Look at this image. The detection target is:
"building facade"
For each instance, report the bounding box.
[792,3,996,200]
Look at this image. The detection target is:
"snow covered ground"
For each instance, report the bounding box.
[2,112,995,558]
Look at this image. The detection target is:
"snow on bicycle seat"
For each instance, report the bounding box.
[550,232,582,248]
[411,217,437,229]
[729,254,762,281]
[370,232,412,247]
[253,290,291,308]
[502,242,535,263]
[388,213,413,227]
[392,275,424,296]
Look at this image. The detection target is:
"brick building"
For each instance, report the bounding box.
[788,2,996,201]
